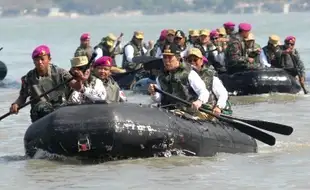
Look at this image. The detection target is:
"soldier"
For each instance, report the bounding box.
[185,48,231,115]
[260,35,282,68]
[92,56,127,103]
[74,33,93,61]
[10,45,85,122]
[225,23,259,74]
[67,56,107,104]
[278,36,306,83]
[122,31,148,71]
[244,33,263,68]
[94,33,121,67]
[148,43,210,111]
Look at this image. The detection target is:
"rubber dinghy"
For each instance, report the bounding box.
[0,60,7,81]
[130,68,302,95]
[23,103,257,160]
[219,68,301,95]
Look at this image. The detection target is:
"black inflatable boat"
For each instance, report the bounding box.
[0,60,7,81]
[127,68,302,95]
[23,103,257,161]
[219,68,301,95]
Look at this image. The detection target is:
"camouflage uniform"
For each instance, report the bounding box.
[14,64,72,122]
[157,66,198,108]
[225,34,260,74]
[246,43,262,66]
[74,46,93,61]
[277,46,305,78]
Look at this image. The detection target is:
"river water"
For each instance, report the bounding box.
[0,13,310,190]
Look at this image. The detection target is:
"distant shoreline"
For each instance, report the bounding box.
[1,10,310,19]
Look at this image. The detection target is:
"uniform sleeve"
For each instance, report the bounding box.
[212,76,228,109]
[124,45,135,63]
[294,49,306,77]
[14,76,29,105]
[228,41,248,66]
[188,70,210,103]
[68,91,82,104]
[58,67,72,82]
[74,47,83,57]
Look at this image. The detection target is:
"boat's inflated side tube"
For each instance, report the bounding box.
[0,61,7,81]
[219,68,301,95]
[24,103,257,159]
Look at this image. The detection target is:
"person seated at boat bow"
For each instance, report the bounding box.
[278,36,306,83]
[186,48,230,115]
[67,56,107,104]
[148,43,210,111]
[93,56,127,103]
[9,45,85,122]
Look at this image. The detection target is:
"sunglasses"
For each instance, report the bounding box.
[286,43,295,46]
[187,57,199,63]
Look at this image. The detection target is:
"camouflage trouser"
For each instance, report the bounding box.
[30,101,54,122]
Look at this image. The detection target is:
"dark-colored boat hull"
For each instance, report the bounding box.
[127,68,301,95]
[0,61,7,81]
[23,103,257,160]
[218,68,301,95]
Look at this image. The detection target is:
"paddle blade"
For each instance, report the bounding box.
[132,56,163,70]
[239,119,293,136]
[220,114,293,136]
[228,119,276,146]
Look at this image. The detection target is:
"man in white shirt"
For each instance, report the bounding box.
[68,56,107,104]
[260,35,282,68]
[185,48,229,115]
[122,31,148,71]
[148,43,210,110]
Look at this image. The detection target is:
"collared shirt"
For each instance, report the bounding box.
[151,69,210,104]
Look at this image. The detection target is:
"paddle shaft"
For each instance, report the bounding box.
[154,86,292,136]
[111,33,124,56]
[0,52,97,121]
[154,87,276,146]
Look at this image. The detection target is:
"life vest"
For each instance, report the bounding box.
[21,64,70,108]
[122,41,144,70]
[157,66,198,107]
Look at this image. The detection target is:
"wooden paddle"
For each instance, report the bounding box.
[154,87,277,146]
[110,33,124,56]
[0,52,97,121]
